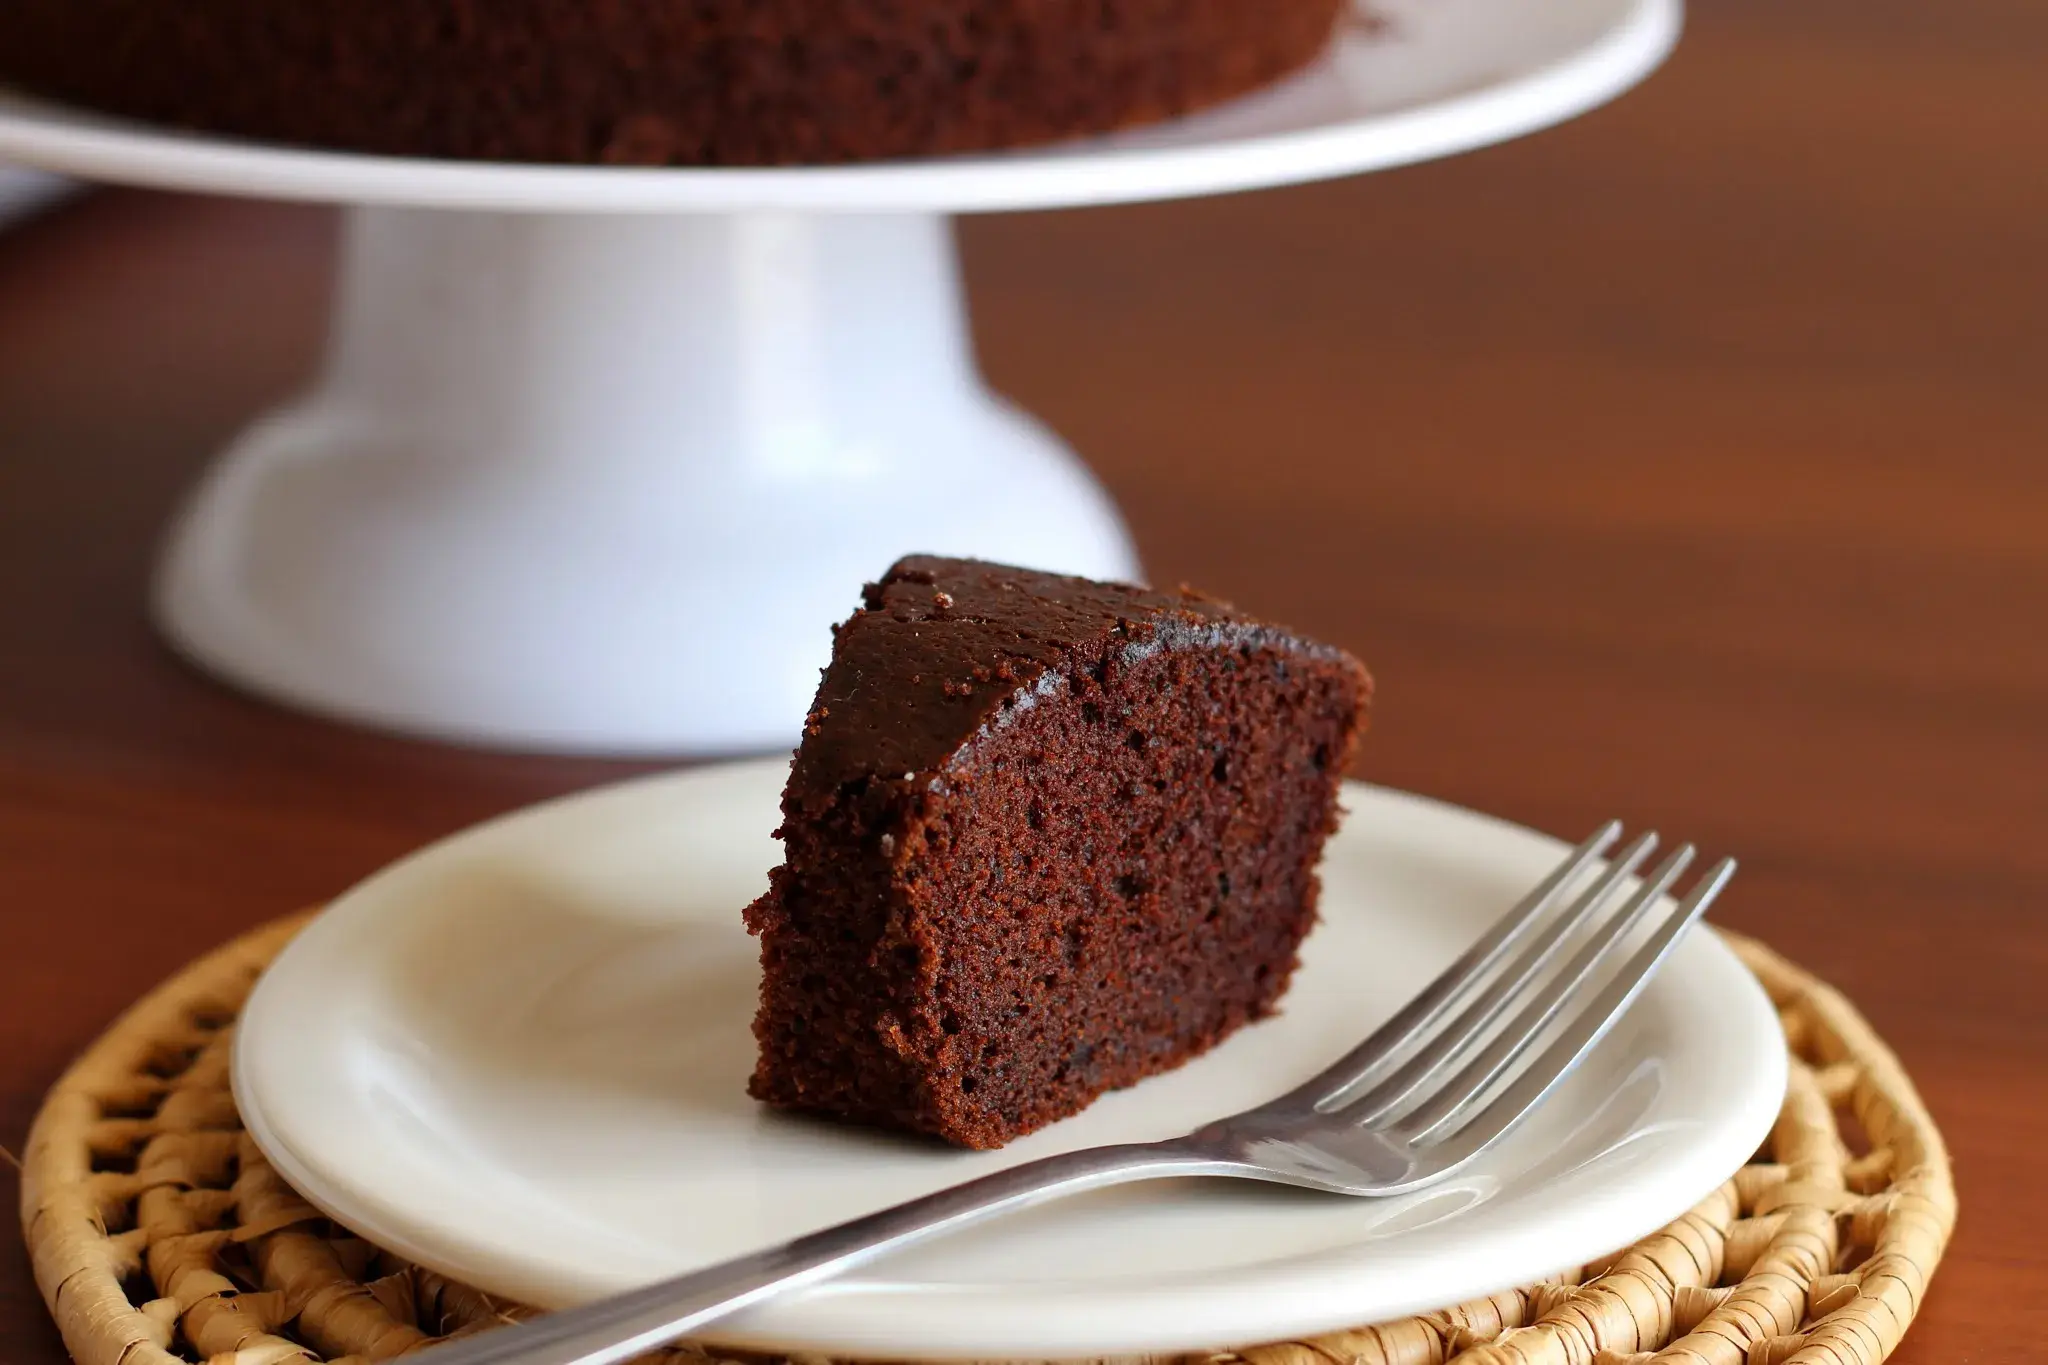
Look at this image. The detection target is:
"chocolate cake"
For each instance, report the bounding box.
[747,556,1371,1149]
[0,2,1347,166]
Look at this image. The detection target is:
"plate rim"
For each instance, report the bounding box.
[234,758,1785,1358]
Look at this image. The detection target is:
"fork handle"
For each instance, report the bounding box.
[410,1141,1214,1365]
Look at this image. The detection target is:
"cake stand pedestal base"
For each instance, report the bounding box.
[155,207,1138,754]
[1,0,1683,753]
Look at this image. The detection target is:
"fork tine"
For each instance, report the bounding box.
[1388,844,1698,1140]
[1276,820,1623,1109]
[1411,856,1736,1165]
[1320,830,1660,1122]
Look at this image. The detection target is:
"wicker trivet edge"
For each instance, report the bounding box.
[18,917,1955,1365]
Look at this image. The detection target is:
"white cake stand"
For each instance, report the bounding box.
[0,0,1677,754]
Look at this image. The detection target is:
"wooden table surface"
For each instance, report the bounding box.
[3,2,2043,1361]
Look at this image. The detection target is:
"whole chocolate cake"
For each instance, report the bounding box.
[747,556,1371,1149]
[0,2,1347,166]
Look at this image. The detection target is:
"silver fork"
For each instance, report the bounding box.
[419,823,1735,1365]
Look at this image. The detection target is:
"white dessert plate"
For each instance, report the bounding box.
[0,0,1679,213]
[235,759,1783,1359]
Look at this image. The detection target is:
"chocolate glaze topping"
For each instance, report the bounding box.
[791,556,1344,802]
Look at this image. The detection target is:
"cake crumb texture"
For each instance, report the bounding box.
[747,556,1372,1149]
[0,2,1348,166]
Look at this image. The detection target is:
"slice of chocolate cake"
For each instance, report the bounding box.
[746,556,1372,1150]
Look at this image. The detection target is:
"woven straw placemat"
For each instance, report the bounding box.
[19,917,1954,1365]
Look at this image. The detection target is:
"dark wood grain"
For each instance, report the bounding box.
[2,2,2043,1360]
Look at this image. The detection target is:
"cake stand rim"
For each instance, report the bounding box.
[0,0,1679,215]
